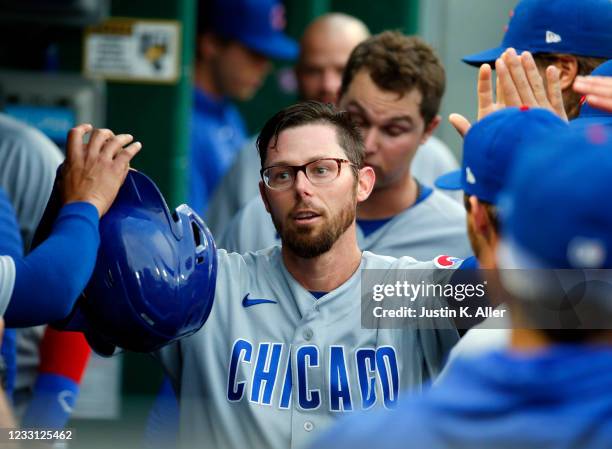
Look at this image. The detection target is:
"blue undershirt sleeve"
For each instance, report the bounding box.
[4,202,100,327]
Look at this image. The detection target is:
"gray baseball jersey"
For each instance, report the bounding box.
[219,188,472,260]
[206,135,460,238]
[158,246,459,449]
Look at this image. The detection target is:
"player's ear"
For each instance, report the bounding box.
[550,55,579,91]
[470,196,494,237]
[356,166,375,202]
[421,115,442,145]
[197,33,219,61]
[259,180,272,214]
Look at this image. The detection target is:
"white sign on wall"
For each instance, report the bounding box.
[84,18,181,83]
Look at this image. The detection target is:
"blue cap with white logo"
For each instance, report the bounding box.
[499,124,612,269]
[207,0,298,60]
[463,0,612,67]
[573,59,612,127]
[435,107,567,204]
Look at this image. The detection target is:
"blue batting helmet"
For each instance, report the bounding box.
[60,170,217,356]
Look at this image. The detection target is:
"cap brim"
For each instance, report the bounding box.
[241,33,299,61]
[462,45,507,67]
[435,170,463,190]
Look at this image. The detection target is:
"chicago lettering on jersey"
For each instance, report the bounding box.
[226,339,399,412]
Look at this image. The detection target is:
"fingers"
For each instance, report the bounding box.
[100,134,135,159]
[502,48,537,105]
[66,124,93,165]
[477,64,495,119]
[496,57,522,106]
[113,141,143,167]
[449,113,472,138]
[574,76,612,97]
[546,66,568,121]
[86,128,115,161]
[521,51,549,106]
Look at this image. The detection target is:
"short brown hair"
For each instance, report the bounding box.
[339,31,446,126]
[257,101,365,171]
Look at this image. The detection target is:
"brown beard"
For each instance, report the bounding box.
[272,195,357,259]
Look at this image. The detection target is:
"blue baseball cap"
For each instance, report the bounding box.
[499,124,612,269]
[435,107,567,204]
[207,0,298,60]
[572,60,612,127]
[463,0,612,67]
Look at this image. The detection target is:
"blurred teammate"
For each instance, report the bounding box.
[435,107,567,359]
[220,32,470,260]
[450,0,612,136]
[189,0,298,215]
[313,120,612,449]
[0,115,100,427]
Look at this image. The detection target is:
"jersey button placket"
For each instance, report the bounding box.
[303,421,314,432]
[303,328,313,341]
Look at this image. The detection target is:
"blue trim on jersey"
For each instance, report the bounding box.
[309,291,328,300]
[21,373,79,429]
[459,255,479,269]
[5,202,100,327]
[357,183,434,237]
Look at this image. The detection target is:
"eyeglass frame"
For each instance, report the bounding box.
[260,157,357,191]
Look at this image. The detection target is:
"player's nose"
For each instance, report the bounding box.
[293,170,314,197]
[363,128,379,155]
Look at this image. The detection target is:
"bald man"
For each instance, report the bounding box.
[295,13,370,105]
[207,14,459,237]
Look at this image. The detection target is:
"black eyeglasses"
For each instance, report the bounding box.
[260,158,355,191]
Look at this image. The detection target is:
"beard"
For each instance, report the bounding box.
[272,195,357,259]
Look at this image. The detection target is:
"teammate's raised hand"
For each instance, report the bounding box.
[574,75,612,113]
[61,124,142,217]
[497,49,567,120]
[449,63,504,137]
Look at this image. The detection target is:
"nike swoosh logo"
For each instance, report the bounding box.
[242,294,278,308]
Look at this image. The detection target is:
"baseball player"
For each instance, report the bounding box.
[189,0,297,216]
[450,0,612,137]
[433,107,568,362]
[64,102,462,449]
[219,32,471,260]
[442,62,612,365]
[312,121,612,449]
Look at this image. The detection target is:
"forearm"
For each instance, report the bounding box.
[5,203,100,327]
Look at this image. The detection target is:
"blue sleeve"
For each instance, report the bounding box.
[21,374,79,429]
[0,187,23,259]
[4,202,100,327]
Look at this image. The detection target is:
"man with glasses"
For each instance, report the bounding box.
[220,32,471,262]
